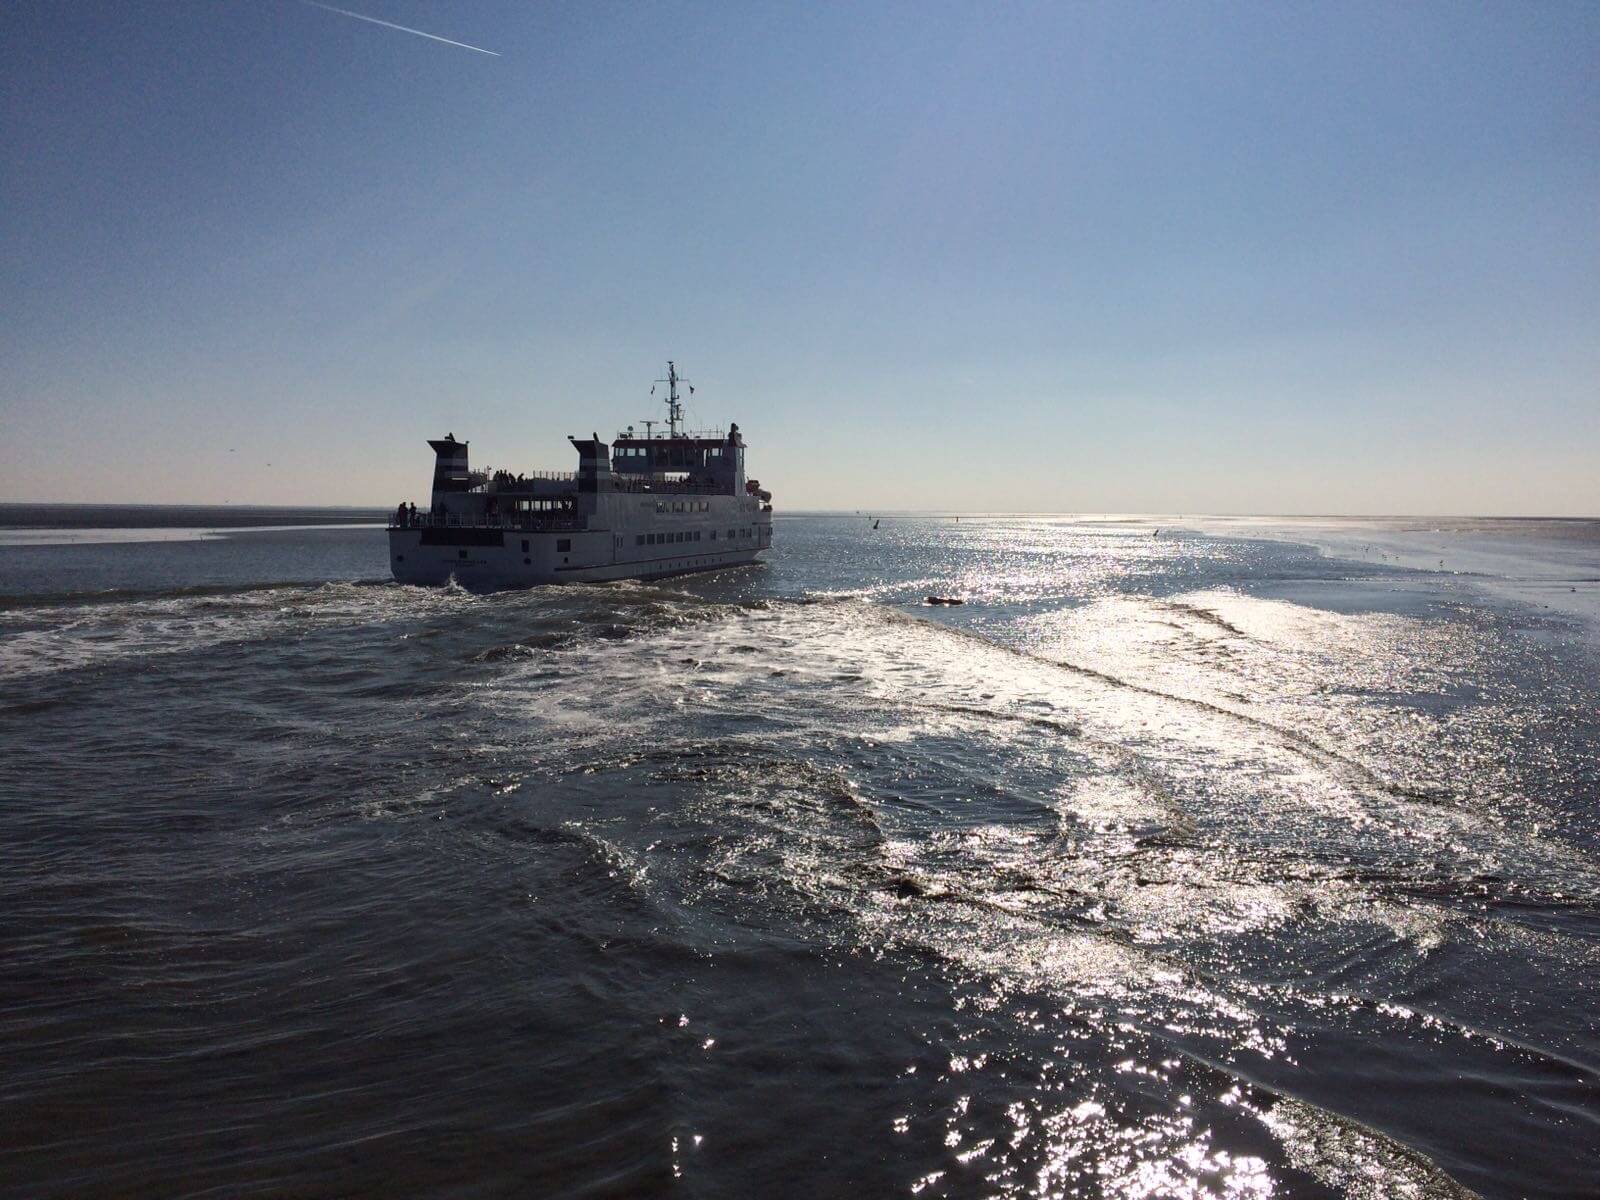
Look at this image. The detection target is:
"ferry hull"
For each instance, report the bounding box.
[389,490,773,589]
[389,528,767,589]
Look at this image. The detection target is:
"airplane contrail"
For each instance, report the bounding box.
[301,1,501,57]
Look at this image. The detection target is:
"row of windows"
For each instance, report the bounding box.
[631,526,761,547]
[654,500,712,513]
[615,446,726,460]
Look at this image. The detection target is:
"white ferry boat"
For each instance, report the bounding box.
[388,363,773,588]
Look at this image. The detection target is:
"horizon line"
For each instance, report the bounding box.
[1,502,1596,522]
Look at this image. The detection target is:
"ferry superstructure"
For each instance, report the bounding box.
[388,363,773,588]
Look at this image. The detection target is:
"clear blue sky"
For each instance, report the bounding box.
[2,1,1595,513]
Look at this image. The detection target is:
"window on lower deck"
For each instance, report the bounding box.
[556,538,571,552]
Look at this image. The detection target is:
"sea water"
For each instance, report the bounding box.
[2,510,1597,1198]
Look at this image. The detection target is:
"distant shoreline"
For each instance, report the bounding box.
[3,504,1595,526]
[4,504,1597,531]
[0,504,389,530]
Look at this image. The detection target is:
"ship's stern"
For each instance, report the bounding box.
[388,525,448,585]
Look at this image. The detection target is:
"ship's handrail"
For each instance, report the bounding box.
[471,469,729,494]
[612,428,729,442]
[389,513,583,532]
[474,469,579,489]
[470,475,728,496]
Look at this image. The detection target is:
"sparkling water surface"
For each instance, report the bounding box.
[2,513,1597,1199]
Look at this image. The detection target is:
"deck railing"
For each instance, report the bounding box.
[388,512,583,532]
[613,428,730,442]
[477,469,578,486]
[467,471,725,497]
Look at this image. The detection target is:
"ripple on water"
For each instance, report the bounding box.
[3,521,1598,1198]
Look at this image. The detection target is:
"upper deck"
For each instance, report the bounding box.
[404,362,766,524]
[608,424,744,486]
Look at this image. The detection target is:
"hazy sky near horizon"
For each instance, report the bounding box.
[2,1,1596,514]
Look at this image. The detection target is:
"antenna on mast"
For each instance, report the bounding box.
[655,361,689,437]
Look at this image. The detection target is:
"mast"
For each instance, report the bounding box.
[655,361,688,437]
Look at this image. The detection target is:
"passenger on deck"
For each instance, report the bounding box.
[395,502,408,527]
